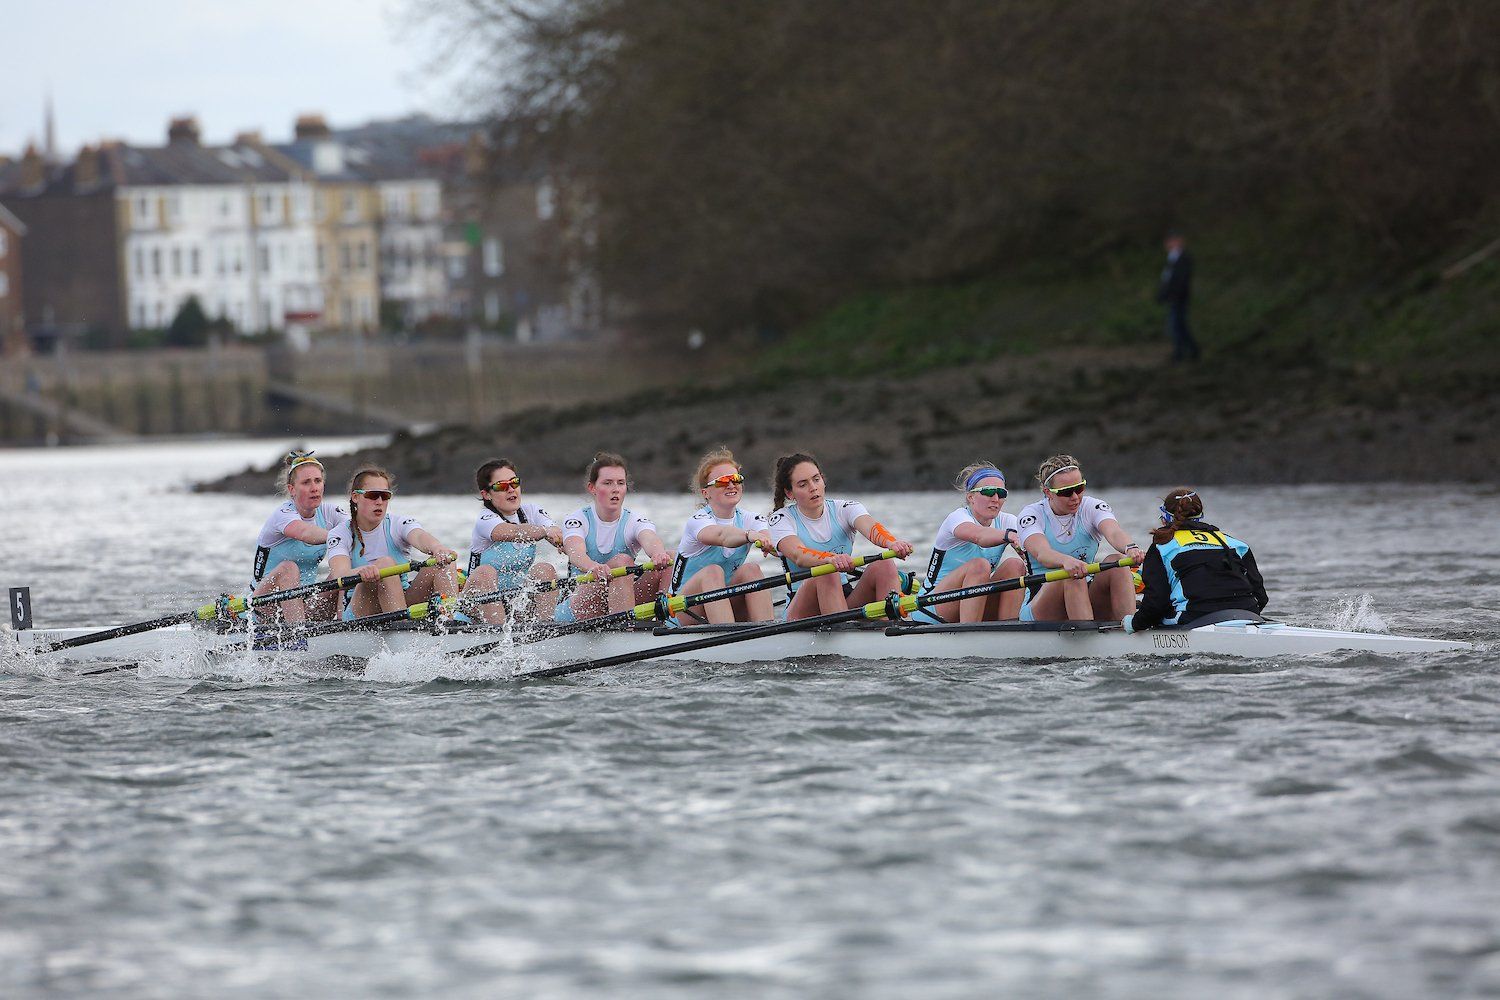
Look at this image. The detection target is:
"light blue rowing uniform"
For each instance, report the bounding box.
[469,503,552,592]
[914,507,1020,622]
[670,507,751,593]
[772,500,857,597]
[332,516,412,622]
[1015,496,1109,621]
[554,506,652,623]
[253,500,344,586]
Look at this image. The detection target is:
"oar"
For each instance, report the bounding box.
[456,560,656,613]
[42,559,439,654]
[454,551,900,659]
[514,557,1137,680]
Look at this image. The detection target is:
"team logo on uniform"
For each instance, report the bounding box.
[400,518,415,527]
[840,501,858,509]
[768,512,785,525]
[536,508,549,518]
[565,518,584,529]
[1095,501,1111,512]
[1020,514,1038,527]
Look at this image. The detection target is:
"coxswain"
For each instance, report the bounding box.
[1124,488,1268,633]
[250,450,347,624]
[462,459,565,625]
[918,462,1027,622]
[669,447,775,624]
[1016,454,1144,622]
[766,452,916,621]
[556,452,673,621]
[324,466,460,620]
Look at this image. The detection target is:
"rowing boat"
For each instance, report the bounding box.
[5,616,1471,672]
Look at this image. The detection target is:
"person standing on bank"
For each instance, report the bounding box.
[1124,488,1268,633]
[1157,231,1201,362]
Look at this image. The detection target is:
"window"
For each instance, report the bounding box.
[484,292,500,323]
[356,241,368,270]
[151,247,161,277]
[340,244,352,274]
[536,180,555,220]
[133,247,144,278]
[342,191,357,221]
[136,195,153,225]
[259,246,271,275]
[171,247,181,277]
[216,247,226,277]
[314,192,326,221]
[447,255,466,280]
[233,247,243,275]
[483,237,503,277]
[317,244,326,275]
[136,302,147,326]
[219,196,231,218]
[190,247,200,276]
[261,192,275,219]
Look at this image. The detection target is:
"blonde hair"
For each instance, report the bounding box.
[1036,454,1082,488]
[693,445,741,492]
[278,449,324,494]
[953,461,1003,491]
[347,466,395,556]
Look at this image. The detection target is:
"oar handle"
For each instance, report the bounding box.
[864,556,1138,621]
[213,558,440,618]
[643,550,898,621]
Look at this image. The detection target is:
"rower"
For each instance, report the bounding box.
[1016,454,1144,622]
[556,451,673,621]
[250,450,347,624]
[917,462,1027,623]
[766,452,915,621]
[324,466,460,620]
[1124,488,1268,633]
[462,459,565,625]
[669,447,776,624]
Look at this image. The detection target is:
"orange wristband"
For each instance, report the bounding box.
[869,522,897,547]
[793,544,836,561]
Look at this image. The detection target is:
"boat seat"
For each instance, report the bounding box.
[1170,609,1268,629]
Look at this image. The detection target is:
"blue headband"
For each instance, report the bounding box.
[964,468,1005,491]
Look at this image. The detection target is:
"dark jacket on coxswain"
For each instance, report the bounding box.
[1132,520,1268,631]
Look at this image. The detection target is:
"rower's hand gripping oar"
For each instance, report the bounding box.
[455,561,657,614]
[453,551,899,659]
[514,557,1137,680]
[42,559,437,653]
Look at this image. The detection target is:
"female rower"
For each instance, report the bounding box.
[766,452,916,621]
[918,462,1027,622]
[324,466,460,620]
[669,447,775,624]
[1016,454,1144,622]
[1124,487,1268,633]
[557,452,673,621]
[250,449,347,624]
[462,459,565,625]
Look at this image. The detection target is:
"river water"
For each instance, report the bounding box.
[1,441,1497,999]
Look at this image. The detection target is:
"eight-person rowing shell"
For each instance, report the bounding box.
[325,466,460,620]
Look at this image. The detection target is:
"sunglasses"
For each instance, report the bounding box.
[704,473,746,488]
[1047,481,1087,498]
[488,477,522,492]
[967,486,1008,498]
[353,489,393,502]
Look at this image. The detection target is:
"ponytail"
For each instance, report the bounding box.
[347,466,395,557]
[1150,487,1205,545]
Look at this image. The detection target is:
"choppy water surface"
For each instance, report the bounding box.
[2,441,1498,999]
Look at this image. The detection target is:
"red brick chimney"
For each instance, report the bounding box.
[167,116,201,144]
[294,114,332,141]
[74,144,100,188]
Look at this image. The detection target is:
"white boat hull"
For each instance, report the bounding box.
[5,619,1472,673]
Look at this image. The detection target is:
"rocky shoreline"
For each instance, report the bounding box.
[196,347,1500,496]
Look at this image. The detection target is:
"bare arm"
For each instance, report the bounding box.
[1097,518,1143,562]
[851,513,915,559]
[952,521,1016,549]
[283,521,329,544]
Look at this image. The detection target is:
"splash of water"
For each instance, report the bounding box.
[1324,594,1389,633]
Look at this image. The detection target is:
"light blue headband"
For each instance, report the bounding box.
[964,468,1005,491]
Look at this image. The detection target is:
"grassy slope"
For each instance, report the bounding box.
[754,233,1500,390]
